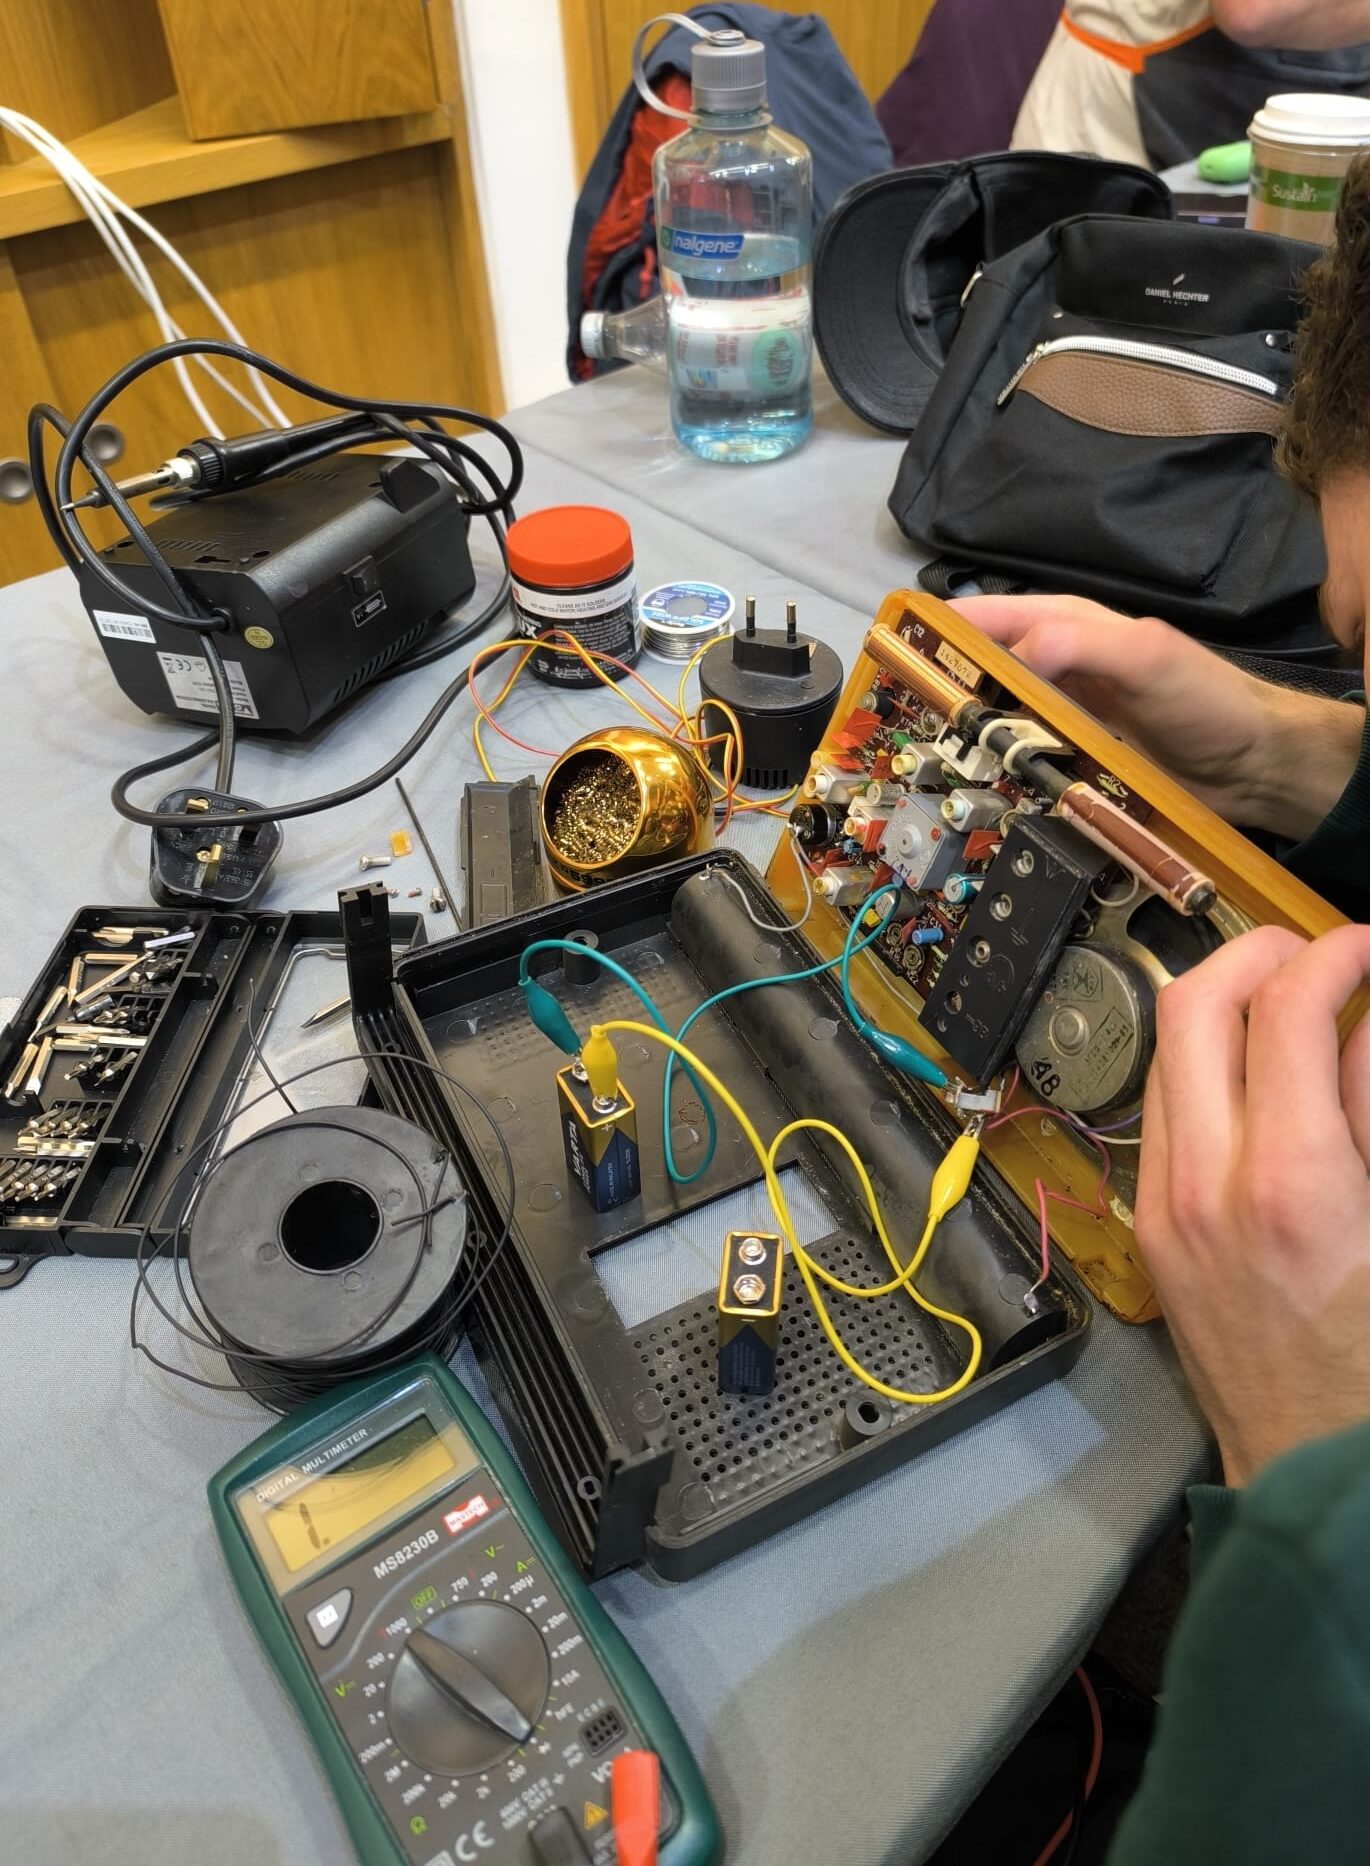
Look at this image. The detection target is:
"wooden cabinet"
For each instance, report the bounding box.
[559,0,935,179]
[0,0,500,587]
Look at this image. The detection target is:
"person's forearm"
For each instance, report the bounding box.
[1212,0,1370,48]
[1236,687,1366,840]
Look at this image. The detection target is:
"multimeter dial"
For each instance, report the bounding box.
[389,1601,551,1774]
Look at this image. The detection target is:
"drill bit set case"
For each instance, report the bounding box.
[0,902,423,1284]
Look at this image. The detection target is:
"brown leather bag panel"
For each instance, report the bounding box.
[1018,351,1284,437]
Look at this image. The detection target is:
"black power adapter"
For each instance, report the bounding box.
[697,598,843,791]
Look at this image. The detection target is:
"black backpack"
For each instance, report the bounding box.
[889,213,1329,657]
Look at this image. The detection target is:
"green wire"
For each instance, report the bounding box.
[518,939,718,1182]
[520,889,905,1188]
[663,887,904,1184]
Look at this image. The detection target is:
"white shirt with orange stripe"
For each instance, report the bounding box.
[1012,2,1212,167]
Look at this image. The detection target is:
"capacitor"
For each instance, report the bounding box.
[941,787,1009,833]
[942,873,983,906]
[803,764,864,808]
[813,865,873,907]
[889,744,945,785]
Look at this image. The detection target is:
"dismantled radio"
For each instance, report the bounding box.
[768,592,1348,1322]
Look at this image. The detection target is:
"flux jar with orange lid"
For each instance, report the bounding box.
[506,503,642,686]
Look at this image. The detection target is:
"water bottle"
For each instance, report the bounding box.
[631,14,813,464]
[581,296,669,374]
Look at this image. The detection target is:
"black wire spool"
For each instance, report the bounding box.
[187,1105,468,1409]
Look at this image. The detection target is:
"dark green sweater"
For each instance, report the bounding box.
[1108,1417,1370,1864]
[1105,714,1370,1860]
[1282,707,1370,922]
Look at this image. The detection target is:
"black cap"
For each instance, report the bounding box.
[814,154,1174,437]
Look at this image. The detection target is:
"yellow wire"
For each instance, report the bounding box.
[588,1020,983,1405]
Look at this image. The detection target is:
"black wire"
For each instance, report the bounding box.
[30,403,238,787]
[129,1050,517,1414]
[33,338,524,826]
[112,643,498,829]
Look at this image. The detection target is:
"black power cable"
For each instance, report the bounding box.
[28,339,525,831]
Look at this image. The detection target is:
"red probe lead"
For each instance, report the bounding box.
[611,1749,661,1866]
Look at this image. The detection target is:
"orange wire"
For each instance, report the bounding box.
[1032,1667,1104,1866]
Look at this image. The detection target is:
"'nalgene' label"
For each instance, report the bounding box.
[660,227,745,262]
[157,651,260,720]
[668,291,812,398]
[93,608,156,643]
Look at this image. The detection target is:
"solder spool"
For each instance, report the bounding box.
[187,1105,467,1402]
[540,726,714,892]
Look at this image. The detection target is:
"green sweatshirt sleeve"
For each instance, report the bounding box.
[1280,705,1370,921]
[1107,1417,1370,1866]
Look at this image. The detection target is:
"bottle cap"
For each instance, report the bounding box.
[506,506,633,589]
[580,310,607,359]
[691,29,767,114]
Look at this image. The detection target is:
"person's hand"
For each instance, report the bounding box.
[950,593,1363,840]
[1137,924,1370,1486]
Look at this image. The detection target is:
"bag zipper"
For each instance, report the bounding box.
[996,334,1281,407]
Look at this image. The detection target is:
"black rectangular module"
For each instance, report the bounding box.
[922,813,1110,1085]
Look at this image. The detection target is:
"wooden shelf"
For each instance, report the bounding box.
[0,96,453,240]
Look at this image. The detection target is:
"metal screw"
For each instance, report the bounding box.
[732,1274,766,1305]
[358,854,393,870]
[429,889,448,914]
[970,938,992,965]
[737,1236,768,1266]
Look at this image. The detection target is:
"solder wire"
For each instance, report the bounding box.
[585,1020,983,1406]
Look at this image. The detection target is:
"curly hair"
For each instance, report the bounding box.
[1279,154,1370,498]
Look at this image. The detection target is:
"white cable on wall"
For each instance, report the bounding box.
[0,107,291,436]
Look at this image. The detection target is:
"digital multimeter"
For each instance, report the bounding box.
[210,1356,722,1866]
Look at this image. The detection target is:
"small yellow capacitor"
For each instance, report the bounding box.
[389,829,413,858]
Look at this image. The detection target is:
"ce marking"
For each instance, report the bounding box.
[453,1822,495,1860]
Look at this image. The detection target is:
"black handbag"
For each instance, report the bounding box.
[889,213,1330,655]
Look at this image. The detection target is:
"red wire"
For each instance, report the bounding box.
[1032,1667,1104,1866]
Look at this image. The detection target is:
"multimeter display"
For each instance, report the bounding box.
[265,1415,458,1572]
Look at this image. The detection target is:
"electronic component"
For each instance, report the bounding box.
[923,814,1109,1084]
[557,1062,641,1212]
[801,762,864,807]
[812,864,872,907]
[697,597,843,790]
[941,787,1009,833]
[790,800,843,851]
[1016,942,1155,1116]
[82,454,476,735]
[716,1231,783,1396]
[932,720,1001,784]
[461,777,543,926]
[877,793,966,891]
[211,1357,721,1866]
[889,743,945,784]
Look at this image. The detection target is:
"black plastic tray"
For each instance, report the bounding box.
[349,858,1090,1581]
[0,902,423,1285]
